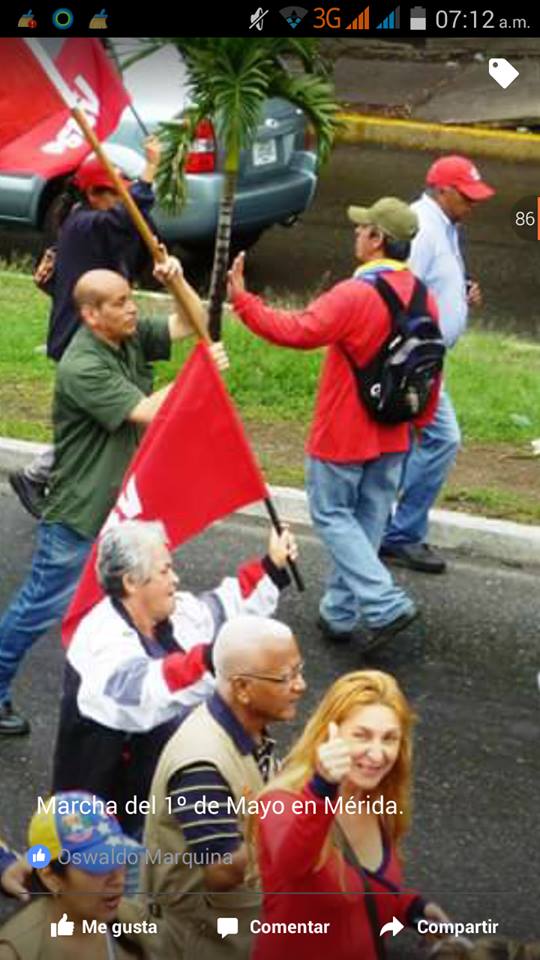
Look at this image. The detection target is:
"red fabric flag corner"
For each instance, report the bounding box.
[0,38,130,177]
[62,343,269,645]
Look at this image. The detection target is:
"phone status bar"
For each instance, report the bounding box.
[3,2,537,37]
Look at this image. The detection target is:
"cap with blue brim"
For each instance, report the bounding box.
[28,792,144,876]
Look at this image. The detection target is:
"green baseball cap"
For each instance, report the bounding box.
[347,197,419,242]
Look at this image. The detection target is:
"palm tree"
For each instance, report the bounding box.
[123,38,340,340]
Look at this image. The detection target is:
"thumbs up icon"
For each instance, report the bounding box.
[26,845,51,869]
[50,914,75,938]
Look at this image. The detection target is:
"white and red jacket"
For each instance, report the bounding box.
[65,555,287,733]
[52,555,289,831]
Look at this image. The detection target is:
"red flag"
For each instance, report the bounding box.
[62,343,269,645]
[0,39,130,177]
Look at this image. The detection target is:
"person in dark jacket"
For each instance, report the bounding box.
[9,136,161,519]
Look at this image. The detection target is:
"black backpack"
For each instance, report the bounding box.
[343,274,446,425]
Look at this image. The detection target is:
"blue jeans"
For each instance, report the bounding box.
[383,388,461,547]
[306,454,415,631]
[0,522,92,705]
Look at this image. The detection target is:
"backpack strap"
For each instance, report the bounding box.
[407,276,428,316]
[374,274,428,333]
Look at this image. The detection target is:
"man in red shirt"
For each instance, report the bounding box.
[228,197,440,651]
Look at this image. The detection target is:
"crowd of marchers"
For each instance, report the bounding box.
[0,143,532,959]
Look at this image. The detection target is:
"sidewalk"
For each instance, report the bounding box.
[2,437,540,568]
[333,45,540,160]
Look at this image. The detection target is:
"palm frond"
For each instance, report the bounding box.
[154,103,209,213]
[119,38,342,335]
[263,37,324,73]
[267,71,342,167]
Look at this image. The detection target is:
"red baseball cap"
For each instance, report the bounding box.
[426,155,495,201]
[73,155,132,193]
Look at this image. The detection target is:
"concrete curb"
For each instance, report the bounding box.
[2,437,540,568]
[335,111,540,161]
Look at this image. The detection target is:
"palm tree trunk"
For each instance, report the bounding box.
[208,168,237,341]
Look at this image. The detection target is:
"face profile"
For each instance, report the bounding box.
[123,543,179,624]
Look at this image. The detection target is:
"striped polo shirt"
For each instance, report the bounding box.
[167,692,275,856]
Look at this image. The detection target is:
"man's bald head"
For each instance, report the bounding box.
[73,270,138,346]
[74,269,131,314]
[214,616,294,679]
[213,616,305,725]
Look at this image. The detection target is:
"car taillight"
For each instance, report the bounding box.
[185,119,216,173]
[304,124,317,153]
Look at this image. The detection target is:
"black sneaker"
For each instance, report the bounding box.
[8,471,46,520]
[317,615,362,645]
[0,701,30,736]
[364,606,421,652]
[380,542,447,574]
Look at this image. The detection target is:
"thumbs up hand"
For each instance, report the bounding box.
[316,722,352,784]
[57,914,75,937]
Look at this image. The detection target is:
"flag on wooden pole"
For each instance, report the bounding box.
[0,38,130,176]
[62,343,270,644]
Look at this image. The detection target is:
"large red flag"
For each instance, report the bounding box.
[0,39,130,177]
[62,343,269,645]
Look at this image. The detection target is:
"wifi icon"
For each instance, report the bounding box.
[280,6,308,28]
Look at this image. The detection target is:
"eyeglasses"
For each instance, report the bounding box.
[233,662,305,685]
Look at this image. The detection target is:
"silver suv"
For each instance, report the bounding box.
[0,39,318,255]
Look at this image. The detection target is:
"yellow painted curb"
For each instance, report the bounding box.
[336,112,540,161]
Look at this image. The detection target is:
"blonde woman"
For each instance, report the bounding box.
[250,670,449,960]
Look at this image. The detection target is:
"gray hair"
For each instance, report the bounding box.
[213,616,294,680]
[96,520,168,598]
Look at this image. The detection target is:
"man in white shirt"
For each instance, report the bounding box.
[381,155,495,573]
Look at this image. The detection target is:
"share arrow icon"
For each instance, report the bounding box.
[379,917,404,937]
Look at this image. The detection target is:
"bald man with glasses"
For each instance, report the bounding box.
[142,616,306,960]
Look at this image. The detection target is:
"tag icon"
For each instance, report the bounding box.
[489,58,519,89]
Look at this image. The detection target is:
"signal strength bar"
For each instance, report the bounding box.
[346,5,369,29]
[377,5,400,29]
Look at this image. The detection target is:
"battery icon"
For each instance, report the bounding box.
[410,5,426,29]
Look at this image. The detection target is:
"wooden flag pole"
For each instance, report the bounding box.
[24,39,210,345]
[24,40,305,591]
[71,106,211,345]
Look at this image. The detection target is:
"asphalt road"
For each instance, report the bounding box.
[0,490,538,949]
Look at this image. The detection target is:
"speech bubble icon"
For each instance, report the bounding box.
[489,58,519,89]
[217,917,239,939]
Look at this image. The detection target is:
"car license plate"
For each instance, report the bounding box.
[253,139,277,166]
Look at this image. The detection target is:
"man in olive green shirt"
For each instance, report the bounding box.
[0,259,223,736]
[44,301,172,540]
